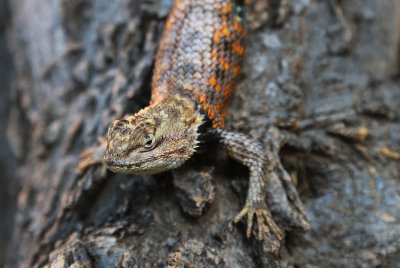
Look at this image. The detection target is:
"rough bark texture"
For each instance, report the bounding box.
[4,0,400,267]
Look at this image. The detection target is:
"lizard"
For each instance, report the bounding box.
[80,0,308,243]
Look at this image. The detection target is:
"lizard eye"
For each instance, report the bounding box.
[142,134,155,150]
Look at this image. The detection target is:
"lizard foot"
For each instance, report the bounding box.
[234,201,283,241]
[77,136,106,173]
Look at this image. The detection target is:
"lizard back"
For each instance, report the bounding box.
[151,0,245,128]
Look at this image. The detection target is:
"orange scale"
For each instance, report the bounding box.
[208,76,217,86]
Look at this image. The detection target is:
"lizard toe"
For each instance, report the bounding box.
[235,202,283,242]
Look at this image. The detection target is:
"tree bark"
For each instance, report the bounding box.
[0,0,16,267]
[5,0,400,267]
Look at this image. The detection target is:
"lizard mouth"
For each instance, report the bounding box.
[104,156,143,171]
[103,152,185,175]
[103,156,165,175]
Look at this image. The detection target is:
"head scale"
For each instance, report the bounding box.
[104,95,203,174]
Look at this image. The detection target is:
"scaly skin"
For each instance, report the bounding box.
[104,94,203,174]
[150,0,244,128]
[99,0,294,244]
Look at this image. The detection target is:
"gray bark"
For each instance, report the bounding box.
[0,0,16,267]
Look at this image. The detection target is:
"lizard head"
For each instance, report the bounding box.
[104,95,203,174]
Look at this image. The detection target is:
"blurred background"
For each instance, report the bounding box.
[0,0,16,266]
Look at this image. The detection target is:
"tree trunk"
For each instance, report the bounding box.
[5,0,400,267]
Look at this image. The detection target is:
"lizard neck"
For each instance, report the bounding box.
[153,93,204,145]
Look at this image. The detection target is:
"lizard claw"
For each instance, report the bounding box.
[234,202,283,241]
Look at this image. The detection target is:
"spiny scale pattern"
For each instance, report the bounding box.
[151,0,245,127]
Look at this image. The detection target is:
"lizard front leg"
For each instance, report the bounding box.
[77,136,107,173]
[208,128,308,244]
